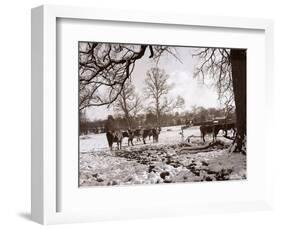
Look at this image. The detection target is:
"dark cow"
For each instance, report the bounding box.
[132,128,150,144]
[140,127,161,144]
[222,123,236,137]
[124,127,161,145]
[106,130,123,150]
[148,131,153,140]
[200,125,220,143]
[211,122,236,138]
[152,128,161,143]
[133,129,142,142]
[122,130,134,146]
[140,128,153,144]
[200,122,236,142]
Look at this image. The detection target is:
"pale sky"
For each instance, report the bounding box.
[85,46,221,121]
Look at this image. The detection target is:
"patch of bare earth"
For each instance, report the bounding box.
[79,141,246,187]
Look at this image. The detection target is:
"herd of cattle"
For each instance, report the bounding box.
[106,127,161,150]
[200,122,236,142]
[105,122,236,150]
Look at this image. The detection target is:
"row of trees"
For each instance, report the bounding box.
[80,106,234,135]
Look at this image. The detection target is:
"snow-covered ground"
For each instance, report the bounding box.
[80,125,200,153]
[79,125,246,187]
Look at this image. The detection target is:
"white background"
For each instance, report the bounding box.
[0,0,280,229]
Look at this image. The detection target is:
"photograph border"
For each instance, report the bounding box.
[31,4,274,225]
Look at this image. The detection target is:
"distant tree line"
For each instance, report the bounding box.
[79,106,235,135]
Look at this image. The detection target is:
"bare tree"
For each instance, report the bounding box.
[193,48,246,152]
[144,68,184,127]
[113,81,143,128]
[79,43,177,111]
[144,68,171,127]
[174,95,185,110]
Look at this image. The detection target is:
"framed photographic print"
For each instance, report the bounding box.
[31,5,274,225]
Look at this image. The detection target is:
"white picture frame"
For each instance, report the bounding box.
[31,4,274,225]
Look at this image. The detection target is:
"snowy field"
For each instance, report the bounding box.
[79,125,246,187]
[80,125,200,153]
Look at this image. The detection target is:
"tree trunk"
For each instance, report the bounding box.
[156,98,161,127]
[125,113,132,129]
[230,49,247,152]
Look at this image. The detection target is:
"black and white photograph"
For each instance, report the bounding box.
[79,42,247,187]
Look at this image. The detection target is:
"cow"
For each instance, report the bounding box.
[131,128,150,144]
[106,130,123,150]
[210,122,236,138]
[200,123,236,143]
[152,127,161,143]
[125,127,161,144]
[133,129,142,142]
[122,129,135,146]
[148,130,153,140]
[122,129,142,144]
[222,122,236,137]
[200,125,220,143]
[140,128,154,144]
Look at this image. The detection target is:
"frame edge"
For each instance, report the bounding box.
[31,5,44,225]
